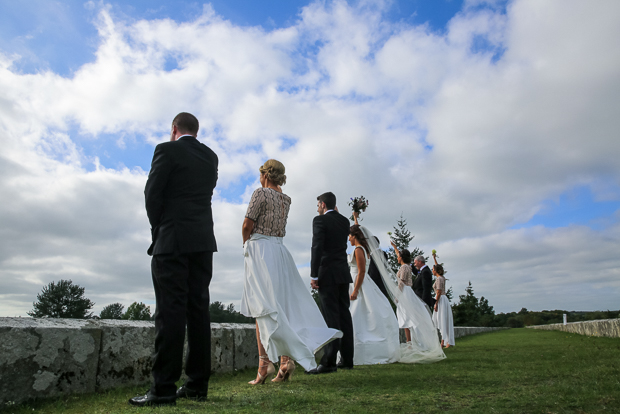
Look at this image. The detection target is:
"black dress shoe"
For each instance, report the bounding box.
[337,362,354,370]
[305,364,337,375]
[176,385,208,401]
[128,391,176,407]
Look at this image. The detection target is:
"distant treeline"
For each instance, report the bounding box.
[451,281,619,328]
[209,301,254,323]
[483,309,620,328]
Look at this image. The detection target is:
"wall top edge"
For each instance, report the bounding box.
[0,317,256,329]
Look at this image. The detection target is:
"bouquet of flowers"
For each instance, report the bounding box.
[348,195,369,221]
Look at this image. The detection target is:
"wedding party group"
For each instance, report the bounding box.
[130,113,455,407]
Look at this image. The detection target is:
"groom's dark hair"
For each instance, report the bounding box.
[172,112,199,136]
[317,192,336,210]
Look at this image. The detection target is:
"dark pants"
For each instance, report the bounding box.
[151,251,213,397]
[318,283,354,368]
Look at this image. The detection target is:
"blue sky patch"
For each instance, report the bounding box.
[513,186,620,230]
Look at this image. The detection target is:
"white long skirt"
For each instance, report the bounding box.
[349,276,400,365]
[240,233,342,371]
[395,287,446,363]
[432,295,455,347]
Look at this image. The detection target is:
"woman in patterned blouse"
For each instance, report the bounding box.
[240,160,341,385]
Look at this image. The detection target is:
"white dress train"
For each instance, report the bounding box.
[359,226,446,364]
[348,246,400,365]
[240,233,342,371]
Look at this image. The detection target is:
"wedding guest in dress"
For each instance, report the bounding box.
[347,224,400,365]
[431,253,455,348]
[390,242,415,344]
[131,113,217,407]
[413,255,435,311]
[241,160,341,384]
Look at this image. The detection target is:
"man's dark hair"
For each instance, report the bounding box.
[317,192,337,210]
[172,112,199,136]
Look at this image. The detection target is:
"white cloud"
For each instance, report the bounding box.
[1,0,619,317]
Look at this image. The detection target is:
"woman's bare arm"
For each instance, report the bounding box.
[242,217,255,244]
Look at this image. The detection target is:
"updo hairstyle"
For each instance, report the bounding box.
[399,248,412,264]
[259,159,287,186]
[434,264,444,276]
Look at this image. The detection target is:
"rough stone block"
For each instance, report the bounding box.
[96,320,155,390]
[210,323,235,372]
[0,318,101,405]
[229,323,258,371]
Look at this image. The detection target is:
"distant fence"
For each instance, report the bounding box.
[527,318,620,338]
[1,318,506,405]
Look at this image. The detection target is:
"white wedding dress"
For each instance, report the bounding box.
[359,226,446,364]
[348,246,400,365]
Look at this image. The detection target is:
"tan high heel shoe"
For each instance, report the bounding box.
[272,358,296,383]
[248,355,275,385]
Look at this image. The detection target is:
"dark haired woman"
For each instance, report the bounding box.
[390,241,416,343]
[347,224,400,365]
[431,253,454,348]
[241,160,341,384]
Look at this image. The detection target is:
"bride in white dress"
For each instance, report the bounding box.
[347,224,400,365]
[359,226,445,364]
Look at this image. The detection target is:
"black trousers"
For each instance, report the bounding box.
[151,251,213,397]
[318,283,354,367]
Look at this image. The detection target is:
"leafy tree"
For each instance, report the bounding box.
[452,281,495,326]
[122,302,152,320]
[100,303,124,319]
[386,214,424,274]
[209,301,254,323]
[28,279,95,319]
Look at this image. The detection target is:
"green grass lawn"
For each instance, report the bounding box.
[4,328,620,413]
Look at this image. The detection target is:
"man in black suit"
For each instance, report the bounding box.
[413,255,435,310]
[368,236,390,299]
[130,112,218,407]
[307,192,354,374]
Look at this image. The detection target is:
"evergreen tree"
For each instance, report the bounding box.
[445,286,454,302]
[100,303,124,319]
[122,302,152,320]
[28,279,95,319]
[452,281,496,326]
[386,214,424,274]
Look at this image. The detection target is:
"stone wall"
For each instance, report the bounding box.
[1,318,507,405]
[527,318,620,338]
[0,318,256,405]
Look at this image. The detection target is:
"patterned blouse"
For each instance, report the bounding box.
[433,276,445,293]
[397,264,413,291]
[245,187,291,237]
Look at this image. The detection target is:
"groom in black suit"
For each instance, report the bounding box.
[308,192,354,374]
[130,113,218,407]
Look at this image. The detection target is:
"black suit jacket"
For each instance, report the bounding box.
[145,136,218,256]
[310,211,352,286]
[412,265,434,308]
[368,251,389,298]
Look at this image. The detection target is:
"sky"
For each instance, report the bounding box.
[0,0,619,317]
